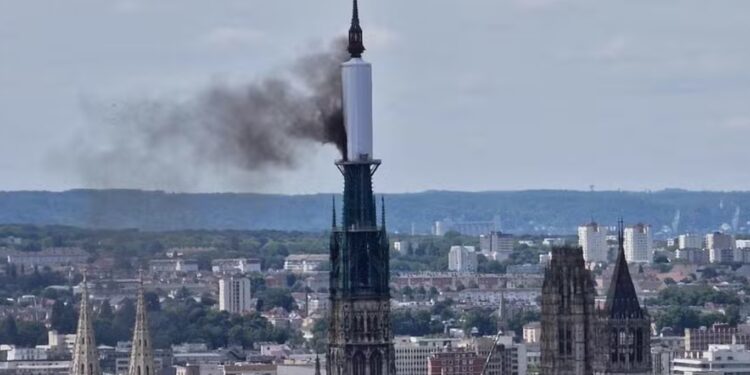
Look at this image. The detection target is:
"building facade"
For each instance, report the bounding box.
[672,344,750,375]
[426,349,482,375]
[448,246,478,273]
[624,224,652,263]
[218,276,253,314]
[677,234,703,250]
[394,337,461,375]
[578,222,608,263]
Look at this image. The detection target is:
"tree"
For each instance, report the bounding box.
[461,309,496,336]
[50,300,77,334]
[255,288,296,312]
[401,286,414,300]
[0,316,18,344]
[145,291,161,311]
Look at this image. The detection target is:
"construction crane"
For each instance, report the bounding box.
[479,330,506,375]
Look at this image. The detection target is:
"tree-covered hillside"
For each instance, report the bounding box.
[0,189,748,235]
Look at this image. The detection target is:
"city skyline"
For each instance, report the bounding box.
[1,1,749,193]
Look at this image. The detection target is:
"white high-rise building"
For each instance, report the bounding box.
[448,246,478,273]
[706,232,736,264]
[219,276,253,314]
[577,222,608,262]
[678,234,704,249]
[624,223,652,263]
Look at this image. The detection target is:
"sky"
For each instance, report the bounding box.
[1,0,750,194]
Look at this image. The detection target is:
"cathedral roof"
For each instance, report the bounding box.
[604,221,645,319]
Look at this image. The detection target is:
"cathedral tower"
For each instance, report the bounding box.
[327,1,394,375]
[128,274,156,375]
[594,221,651,375]
[540,247,596,375]
[71,275,101,375]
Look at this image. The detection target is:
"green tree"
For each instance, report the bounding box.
[50,300,77,334]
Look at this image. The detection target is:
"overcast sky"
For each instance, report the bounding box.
[1,0,749,194]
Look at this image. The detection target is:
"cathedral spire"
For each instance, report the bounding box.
[604,219,644,319]
[347,0,365,58]
[128,271,155,375]
[71,272,101,375]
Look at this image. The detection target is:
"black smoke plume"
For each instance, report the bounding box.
[68,39,348,191]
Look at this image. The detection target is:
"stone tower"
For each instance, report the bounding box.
[540,247,596,375]
[71,276,101,375]
[128,275,156,375]
[594,222,651,375]
[327,2,394,374]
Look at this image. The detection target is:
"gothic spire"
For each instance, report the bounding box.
[604,219,644,319]
[347,0,365,58]
[128,272,155,375]
[71,273,101,375]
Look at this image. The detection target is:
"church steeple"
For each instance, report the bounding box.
[347,0,365,58]
[71,273,101,375]
[604,219,644,319]
[128,272,156,375]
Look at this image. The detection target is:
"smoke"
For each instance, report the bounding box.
[68,39,348,191]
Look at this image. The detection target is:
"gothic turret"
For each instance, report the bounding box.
[71,275,101,375]
[128,274,156,375]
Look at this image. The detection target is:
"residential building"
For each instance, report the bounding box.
[448,246,478,273]
[0,360,70,375]
[480,232,514,262]
[578,222,608,263]
[737,240,750,249]
[672,344,750,375]
[223,364,277,375]
[6,247,88,271]
[464,335,527,375]
[148,259,198,274]
[523,322,541,344]
[427,348,482,375]
[219,276,253,314]
[706,232,735,264]
[211,259,261,274]
[394,336,461,375]
[675,249,707,265]
[283,254,328,273]
[678,234,703,250]
[625,224,652,263]
[684,324,750,351]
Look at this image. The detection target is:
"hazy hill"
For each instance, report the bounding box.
[0,189,748,235]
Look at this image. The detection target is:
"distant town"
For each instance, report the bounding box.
[0,221,747,375]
